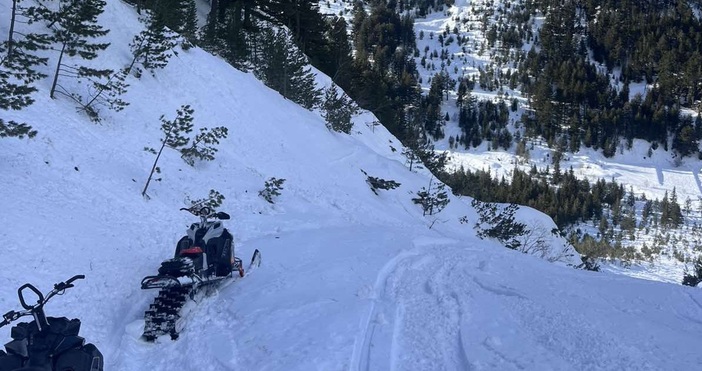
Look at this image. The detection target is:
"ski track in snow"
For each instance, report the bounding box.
[351,238,477,371]
[348,241,702,371]
[350,249,421,371]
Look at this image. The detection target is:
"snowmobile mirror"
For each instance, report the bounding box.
[18,283,44,310]
[216,212,230,220]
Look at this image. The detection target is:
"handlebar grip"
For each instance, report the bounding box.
[1,310,16,327]
[65,275,85,285]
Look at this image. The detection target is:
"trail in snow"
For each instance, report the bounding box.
[351,241,475,371]
[107,229,702,371]
[350,249,422,371]
[347,240,702,371]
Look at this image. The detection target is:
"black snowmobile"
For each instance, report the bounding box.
[0,275,103,371]
[140,205,261,341]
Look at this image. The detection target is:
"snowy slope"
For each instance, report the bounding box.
[1,1,702,370]
[321,0,702,282]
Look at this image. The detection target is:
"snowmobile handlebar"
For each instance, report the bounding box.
[180,206,212,217]
[180,206,230,220]
[0,275,85,329]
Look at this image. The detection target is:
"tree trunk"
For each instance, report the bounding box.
[50,43,67,99]
[142,140,167,197]
[243,0,251,28]
[233,2,242,34]
[210,0,219,21]
[7,0,17,60]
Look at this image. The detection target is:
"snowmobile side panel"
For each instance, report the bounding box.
[140,276,181,290]
[55,343,103,371]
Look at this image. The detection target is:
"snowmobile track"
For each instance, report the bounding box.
[142,249,261,342]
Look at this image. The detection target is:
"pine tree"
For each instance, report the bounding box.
[180,0,198,48]
[361,169,401,195]
[1,0,50,139]
[45,0,112,100]
[179,126,229,166]
[129,10,178,76]
[682,257,702,287]
[143,105,195,197]
[257,0,328,65]
[80,68,130,119]
[259,177,286,204]
[187,189,226,210]
[148,0,186,33]
[0,0,49,138]
[471,200,526,249]
[669,187,683,227]
[256,28,320,109]
[322,84,355,134]
[2,0,50,110]
[412,178,450,216]
[0,120,36,139]
[141,104,231,196]
[324,16,354,90]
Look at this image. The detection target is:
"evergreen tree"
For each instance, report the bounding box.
[412,178,450,216]
[257,0,328,65]
[179,0,198,47]
[143,105,228,195]
[80,68,130,120]
[669,187,683,227]
[256,28,320,109]
[2,0,50,110]
[179,125,229,166]
[44,0,112,100]
[673,120,698,158]
[682,257,702,287]
[0,119,36,138]
[324,16,354,90]
[129,10,178,76]
[361,169,401,195]
[143,105,195,197]
[322,84,356,134]
[259,177,286,204]
[147,0,191,35]
[471,200,526,250]
[660,192,670,228]
[1,0,50,139]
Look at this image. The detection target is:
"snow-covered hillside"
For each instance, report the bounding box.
[323,0,702,282]
[2,1,702,370]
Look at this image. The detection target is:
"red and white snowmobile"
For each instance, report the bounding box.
[140,205,261,341]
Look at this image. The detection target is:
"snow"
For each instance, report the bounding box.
[1,1,702,370]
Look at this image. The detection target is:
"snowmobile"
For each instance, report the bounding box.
[0,275,103,371]
[140,205,261,341]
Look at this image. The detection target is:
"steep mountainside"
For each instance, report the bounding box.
[1,1,702,370]
[321,0,702,282]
